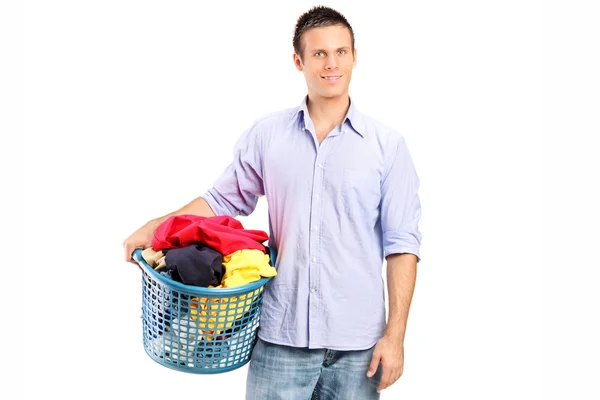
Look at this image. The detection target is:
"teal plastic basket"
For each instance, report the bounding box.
[132,247,275,374]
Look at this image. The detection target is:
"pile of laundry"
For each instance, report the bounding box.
[141,214,277,288]
[141,214,277,341]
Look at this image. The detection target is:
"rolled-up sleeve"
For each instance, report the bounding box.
[200,123,265,217]
[380,135,423,261]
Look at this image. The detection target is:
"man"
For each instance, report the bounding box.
[123,6,422,399]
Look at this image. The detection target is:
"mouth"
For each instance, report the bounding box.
[321,75,342,82]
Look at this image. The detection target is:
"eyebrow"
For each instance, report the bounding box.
[310,46,351,53]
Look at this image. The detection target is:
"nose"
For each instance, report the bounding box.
[325,53,338,70]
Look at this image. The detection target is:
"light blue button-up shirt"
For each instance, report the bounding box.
[201,96,422,350]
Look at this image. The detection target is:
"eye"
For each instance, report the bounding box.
[338,49,346,55]
[315,51,325,57]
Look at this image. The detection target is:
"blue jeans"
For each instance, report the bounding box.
[245,337,382,399]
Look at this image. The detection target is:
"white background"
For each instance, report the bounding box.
[8,0,600,399]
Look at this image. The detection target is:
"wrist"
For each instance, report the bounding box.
[146,218,162,235]
[383,327,406,343]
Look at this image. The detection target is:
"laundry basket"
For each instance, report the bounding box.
[132,247,275,374]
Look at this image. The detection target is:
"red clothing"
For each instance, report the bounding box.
[152,215,268,255]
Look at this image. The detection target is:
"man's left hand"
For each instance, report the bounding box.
[366,334,404,393]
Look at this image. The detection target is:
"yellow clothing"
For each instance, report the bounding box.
[191,249,277,339]
[190,288,262,340]
[221,249,277,288]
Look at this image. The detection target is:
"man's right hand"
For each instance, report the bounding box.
[123,220,158,265]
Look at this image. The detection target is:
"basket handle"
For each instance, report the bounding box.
[268,245,277,266]
[131,248,146,267]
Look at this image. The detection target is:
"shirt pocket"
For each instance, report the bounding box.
[342,168,381,218]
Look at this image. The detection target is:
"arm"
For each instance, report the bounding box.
[123,123,264,262]
[384,253,417,342]
[199,123,265,217]
[144,196,217,235]
[367,253,417,393]
[366,134,422,392]
[123,196,216,263]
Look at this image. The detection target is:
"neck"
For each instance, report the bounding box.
[306,94,350,127]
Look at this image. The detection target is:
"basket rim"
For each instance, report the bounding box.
[132,247,275,295]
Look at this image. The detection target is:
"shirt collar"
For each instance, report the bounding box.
[291,95,366,138]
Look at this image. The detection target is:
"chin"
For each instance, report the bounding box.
[320,90,347,99]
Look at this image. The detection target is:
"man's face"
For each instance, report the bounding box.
[294,25,357,101]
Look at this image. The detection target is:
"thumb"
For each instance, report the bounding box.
[366,350,381,378]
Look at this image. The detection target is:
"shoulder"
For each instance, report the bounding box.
[250,106,299,131]
[357,111,406,146]
[234,105,298,149]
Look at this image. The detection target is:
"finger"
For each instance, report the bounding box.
[125,250,142,270]
[377,362,392,393]
[366,351,381,378]
[124,248,133,263]
[390,367,402,387]
[124,244,141,267]
[124,243,134,262]
[125,241,142,263]
[123,240,130,261]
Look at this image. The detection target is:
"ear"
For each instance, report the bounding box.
[293,52,304,71]
[352,47,357,68]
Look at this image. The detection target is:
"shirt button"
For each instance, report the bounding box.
[312,257,317,263]
[318,163,323,168]
[313,226,319,231]
[311,288,316,293]
[315,194,320,200]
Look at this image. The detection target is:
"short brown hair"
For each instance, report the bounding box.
[293,6,355,60]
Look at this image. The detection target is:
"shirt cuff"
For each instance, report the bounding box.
[200,189,237,217]
[383,230,421,262]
